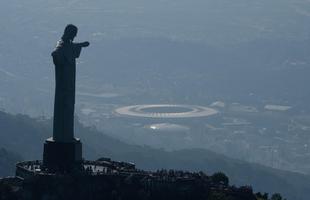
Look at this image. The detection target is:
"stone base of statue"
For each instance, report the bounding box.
[43,137,82,171]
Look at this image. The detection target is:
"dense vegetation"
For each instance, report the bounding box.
[0,168,285,200]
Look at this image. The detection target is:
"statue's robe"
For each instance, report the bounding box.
[51,40,82,142]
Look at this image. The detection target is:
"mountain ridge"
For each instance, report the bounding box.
[0,111,309,200]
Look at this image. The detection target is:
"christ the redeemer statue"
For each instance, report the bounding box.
[51,24,89,142]
[43,24,89,171]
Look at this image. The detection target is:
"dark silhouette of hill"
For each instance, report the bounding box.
[0,148,21,177]
[0,111,309,200]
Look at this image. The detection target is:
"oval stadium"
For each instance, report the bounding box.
[115,104,218,119]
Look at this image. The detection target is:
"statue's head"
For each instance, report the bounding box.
[62,24,78,42]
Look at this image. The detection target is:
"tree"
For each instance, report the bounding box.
[255,192,268,200]
[211,172,229,186]
[271,193,283,200]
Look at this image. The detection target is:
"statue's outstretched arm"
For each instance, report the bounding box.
[71,42,90,58]
[76,41,90,48]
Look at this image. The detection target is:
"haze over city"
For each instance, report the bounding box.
[0,1,310,199]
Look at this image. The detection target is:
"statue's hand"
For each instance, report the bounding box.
[81,41,90,47]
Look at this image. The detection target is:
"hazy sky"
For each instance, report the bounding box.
[1,0,309,45]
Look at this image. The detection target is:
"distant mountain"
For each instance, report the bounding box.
[0,148,22,177]
[0,111,309,200]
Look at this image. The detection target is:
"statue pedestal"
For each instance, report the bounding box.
[43,137,82,171]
